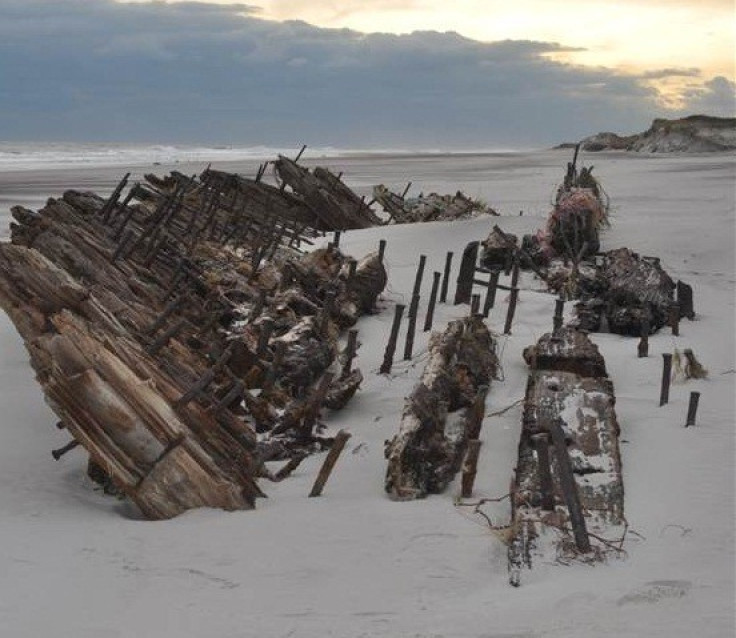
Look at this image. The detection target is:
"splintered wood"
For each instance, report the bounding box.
[0,162,387,519]
[509,327,624,586]
[384,316,497,500]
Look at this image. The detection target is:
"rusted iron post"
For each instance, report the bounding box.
[52,439,80,461]
[461,440,482,498]
[341,329,359,379]
[454,241,479,305]
[660,353,673,406]
[408,255,427,319]
[215,379,246,412]
[483,271,500,318]
[677,280,695,320]
[423,271,441,332]
[145,318,186,355]
[302,372,335,433]
[380,304,405,374]
[531,433,555,511]
[669,304,680,336]
[510,258,520,288]
[294,144,307,162]
[403,294,420,360]
[175,346,233,407]
[378,239,387,263]
[685,391,701,427]
[439,251,453,303]
[98,172,130,221]
[553,298,565,332]
[111,229,134,262]
[547,418,591,553]
[503,287,519,335]
[308,429,351,497]
[332,230,341,249]
[465,385,488,439]
[638,319,650,358]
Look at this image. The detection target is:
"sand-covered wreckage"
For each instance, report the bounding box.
[0,147,698,585]
[0,155,393,519]
[509,328,625,585]
[462,146,694,336]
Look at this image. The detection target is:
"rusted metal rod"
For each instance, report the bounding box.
[380,303,405,374]
[439,251,453,304]
[308,429,351,497]
[503,287,519,335]
[660,352,673,406]
[403,294,420,360]
[482,271,500,318]
[423,271,441,332]
[52,439,80,461]
[685,391,701,427]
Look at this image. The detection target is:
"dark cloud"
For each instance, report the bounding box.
[679,77,736,117]
[0,0,727,147]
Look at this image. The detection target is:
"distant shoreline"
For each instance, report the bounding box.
[0,142,544,173]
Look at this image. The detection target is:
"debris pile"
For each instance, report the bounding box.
[466,148,693,337]
[509,327,624,585]
[571,247,679,335]
[373,185,497,224]
[0,161,387,519]
[522,147,609,267]
[385,316,498,500]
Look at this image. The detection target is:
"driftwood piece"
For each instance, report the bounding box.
[385,317,497,500]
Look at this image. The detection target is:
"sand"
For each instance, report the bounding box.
[0,150,733,637]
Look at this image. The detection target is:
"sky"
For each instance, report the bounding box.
[0,0,733,148]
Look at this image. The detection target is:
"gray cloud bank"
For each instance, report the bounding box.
[1,0,733,148]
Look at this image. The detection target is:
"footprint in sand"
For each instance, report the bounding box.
[617,580,692,605]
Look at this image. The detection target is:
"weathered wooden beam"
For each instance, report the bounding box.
[308,429,351,497]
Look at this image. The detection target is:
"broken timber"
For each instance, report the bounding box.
[509,326,624,585]
[384,316,498,500]
[0,163,387,519]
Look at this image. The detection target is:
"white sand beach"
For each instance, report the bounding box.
[0,150,734,637]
